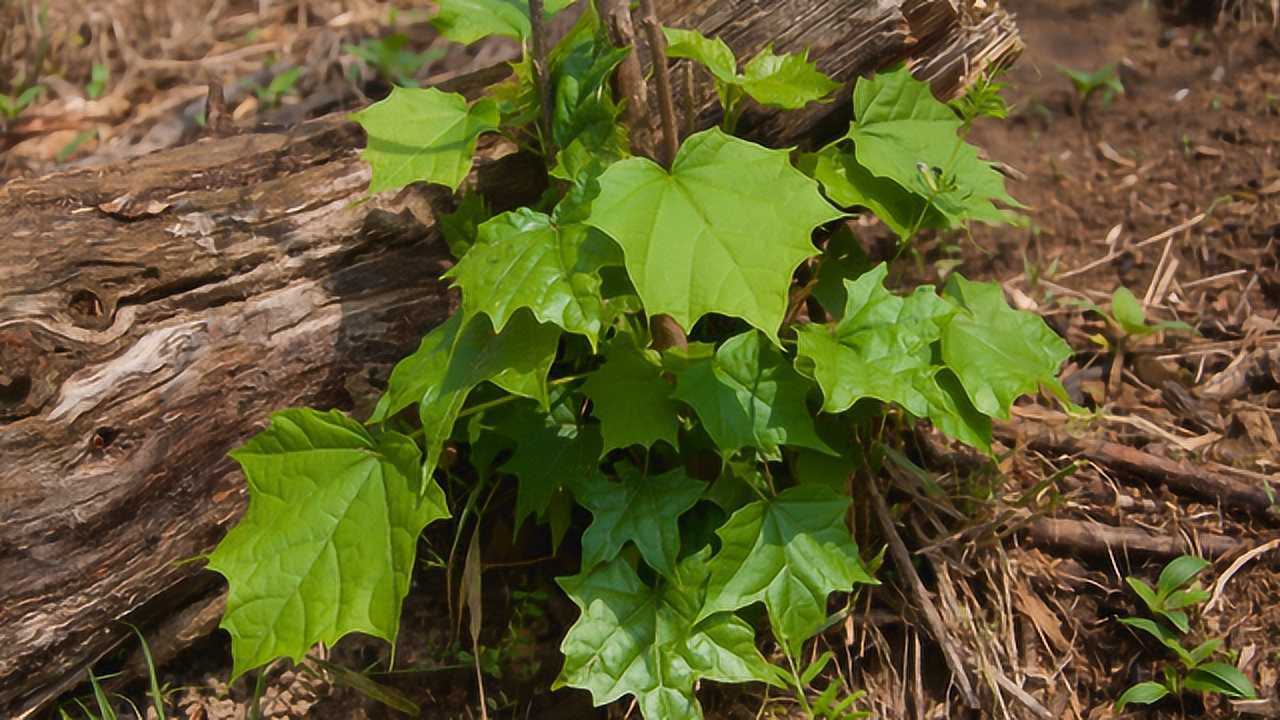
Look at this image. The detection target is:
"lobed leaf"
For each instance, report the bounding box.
[575,464,706,579]
[587,127,842,338]
[446,208,620,345]
[351,87,498,194]
[941,274,1072,419]
[673,330,833,459]
[492,398,602,532]
[582,334,681,453]
[698,485,877,650]
[369,311,561,482]
[431,0,575,43]
[557,553,779,719]
[840,65,1020,230]
[207,409,448,678]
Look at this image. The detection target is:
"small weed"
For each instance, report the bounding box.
[344,34,443,88]
[1116,555,1257,711]
[0,84,43,119]
[1059,64,1124,128]
[85,63,109,100]
[253,67,301,107]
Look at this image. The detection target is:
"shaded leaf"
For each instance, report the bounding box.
[1185,662,1256,700]
[493,399,603,531]
[582,335,681,453]
[698,485,877,650]
[369,312,561,482]
[575,463,706,578]
[556,553,779,719]
[1115,681,1169,710]
[674,330,833,459]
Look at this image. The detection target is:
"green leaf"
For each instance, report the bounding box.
[1164,586,1211,612]
[1157,555,1211,597]
[439,193,491,259]
[431,0,575,43]
[941,274,1072,419]
[739,45,840,110]
[698,485,877,650]
[796,263,951,417]
[588,127,842,338]
[207,409,449,678]
[556,553,779,719]
[369,312,560,481]
[575,464,707,578]
[351,87,499,194]
[663,29,838,111]
[918,369,994,450]
[493,399,603,530]
[547,10,631,180]
[663,28,737,85]
[1126,576,1163,614]
[800,145,945,240]
[1185,662,1257,699]
[1114,681,1170,710]
[1189,638,1223,666]
[1118,617,1194,666]
[811,225,873,320]
[446,208,618,345]
[843,65,1019,228]
[673,330,833,459]
[582,335,681,453]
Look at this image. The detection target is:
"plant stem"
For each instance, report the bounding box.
[527,0,554,156]
[637,0,679,168]
[782,645,814,716]
[599,0,654,159]
[456,373,588,420]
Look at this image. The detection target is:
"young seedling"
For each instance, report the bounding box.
[0,84,43,120]
[1116,555,1257,711]
[343,34,444,88]
[252,67,301,108]
[1058,63,1124,128]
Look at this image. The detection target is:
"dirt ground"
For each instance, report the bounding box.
[4,0,1279,718]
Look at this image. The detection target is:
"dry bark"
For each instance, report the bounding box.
[0,1,1021,715]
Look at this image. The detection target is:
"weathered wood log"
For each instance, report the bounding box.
[0,1,1020,715]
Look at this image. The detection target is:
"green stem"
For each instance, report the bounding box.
[782,645,815,717]
[456,373,589,420]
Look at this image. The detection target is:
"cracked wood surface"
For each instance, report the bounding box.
[0,1,1020,714]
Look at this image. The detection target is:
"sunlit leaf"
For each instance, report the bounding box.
[588,128,842,338]
[351,87,498,193]
[208,409,448,677]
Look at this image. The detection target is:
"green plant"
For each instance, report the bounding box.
[1072,286,1194,350]
[85,62,109,100]
[0,84,42,119]
[1059,63,1124,107]
[253,67,301,107]
[57,627,170,720]
[203,2,1069,717]
[950,66,1011,128]
[344,34,444,87]
[1116,555,1257,711]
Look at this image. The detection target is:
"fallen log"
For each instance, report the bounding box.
[0,1,1021,715]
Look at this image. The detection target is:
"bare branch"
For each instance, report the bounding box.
[528,0,554,153]
[636,0,679,168]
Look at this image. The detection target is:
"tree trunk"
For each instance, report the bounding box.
[0,1,1020,715]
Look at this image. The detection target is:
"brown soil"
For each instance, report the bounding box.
[6,0,1279,718]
